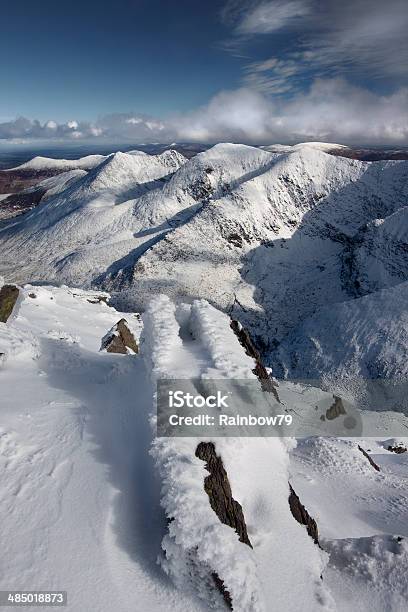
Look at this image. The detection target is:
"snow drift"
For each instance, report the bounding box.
[1,285,408,610]
[141,295,333,611]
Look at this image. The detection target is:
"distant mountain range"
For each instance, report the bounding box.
[1,141,407,408]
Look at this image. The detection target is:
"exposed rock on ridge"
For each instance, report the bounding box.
[230,319,280,401]
[195,441,252,548]
[195,441,252,610]
[288,484,320,546]
[100,318,138,354]
[0,284,19,322]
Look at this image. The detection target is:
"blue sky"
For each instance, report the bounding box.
[1,0,240,121]
[1,0,408,144]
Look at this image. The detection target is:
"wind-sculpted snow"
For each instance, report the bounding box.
[291,435,408,611]
[0,322,38,365]
[0,285,208,612]
[1,286,408,610]
[141,296,263,610]
[325,535,408,611]
[141,295,333,612]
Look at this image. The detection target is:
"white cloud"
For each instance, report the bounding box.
[70,130,83,139]
[0,118,104,140]
[172,88,274,142]
[243,57,302,93]
[297,0,408,80]
[223,0,408,92]
[95,113,172,140]
[89,127,103,137]
[1,80,407,145]
[276,80,408,143]
[237,0,310,34]
[173,80,408,145]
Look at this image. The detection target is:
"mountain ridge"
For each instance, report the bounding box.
[0,142,407,405]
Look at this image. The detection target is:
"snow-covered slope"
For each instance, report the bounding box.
[80,149,186,196]
[276,280,408,410]
[114,144,365,310]
[352,207,408,294]
[8,154,107,171]
[1,286,407,611]
[291,435,408,612]
[110,145,408,372]
[0,150,187,285]
[261,141,349,154]
[0,284,205,612]
[0,169,88,220]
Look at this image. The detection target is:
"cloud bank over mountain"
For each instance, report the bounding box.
[1,79,407,145]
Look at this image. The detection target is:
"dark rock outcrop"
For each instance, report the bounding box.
[388,444,407,454]
[227,233,244,248]
[325,395,346,420]
[100,318,138,354]
[0,188,46,220]
[0,168,61,195]
[195,441,252,548]
[288,484,320,545]
[0,285,19,322]
[230,319,280,401]
[358,445,381,471]
[211,573,233,610]
[87,295,109,305]
[196,441,252,610]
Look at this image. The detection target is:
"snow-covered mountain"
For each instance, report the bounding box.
[0,143,407,406]
[8,153,107,172]
[0,169,89,220]
[277,280,408,410]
